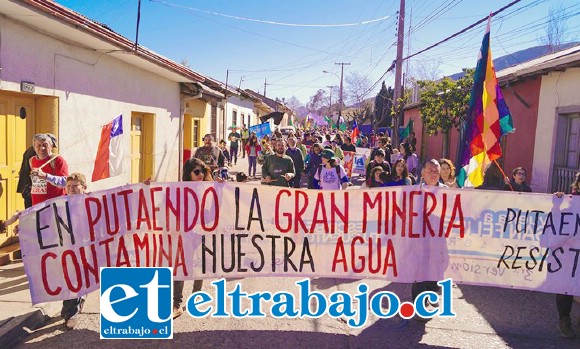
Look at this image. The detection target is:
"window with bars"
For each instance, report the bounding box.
[565,115,580,169]
[552,112,580,192]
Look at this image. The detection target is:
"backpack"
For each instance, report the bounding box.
[317,164,341,180]
[317,164,347,190]
[194,146,221,167]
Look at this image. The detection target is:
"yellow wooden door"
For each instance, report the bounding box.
[0,95,32,247]
[131,115,143,183]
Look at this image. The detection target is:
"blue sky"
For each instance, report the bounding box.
[56,0,579,104]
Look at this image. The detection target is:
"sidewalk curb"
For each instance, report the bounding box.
[0,301,61,348]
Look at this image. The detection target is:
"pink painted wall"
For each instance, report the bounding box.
[500,77,541,179]
[403,77,541,178]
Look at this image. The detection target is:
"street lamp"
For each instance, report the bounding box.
[326,85,334,118]
[323,70,341,125]
[323,65,349,124]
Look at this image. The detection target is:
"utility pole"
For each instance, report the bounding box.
[224,69,229,140]
[134,0,142,51]
[263,78,267,97]
[404,6,412,88]
[335,62,350,125]
[327,86,333,117]
[392,0,405,147]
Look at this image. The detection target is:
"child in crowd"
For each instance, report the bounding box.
[219,140,231,166]
[11,173,89,330]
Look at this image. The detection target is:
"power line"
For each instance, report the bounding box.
[150,0,391,27]
[407,0,549,61]
[404,0,523,62]
[359,0,524,99]
[421,3,580,62]
[410,0,463,35]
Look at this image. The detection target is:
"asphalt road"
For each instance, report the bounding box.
[16,277,580,349]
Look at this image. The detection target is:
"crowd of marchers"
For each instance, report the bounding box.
[0,127,578,339]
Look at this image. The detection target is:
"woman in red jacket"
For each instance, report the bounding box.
[29,133,68,205]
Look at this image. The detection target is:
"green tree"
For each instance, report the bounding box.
[417,68,474,158]
[375,82,394,127]
[345,104,373,128]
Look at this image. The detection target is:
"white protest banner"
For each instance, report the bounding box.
[17,182,580,304]
[352,147,371,176]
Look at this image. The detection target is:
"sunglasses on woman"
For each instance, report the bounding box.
[192,168,203,176]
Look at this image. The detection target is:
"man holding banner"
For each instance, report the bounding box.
[262,138,295,187]
[412,159,448,321]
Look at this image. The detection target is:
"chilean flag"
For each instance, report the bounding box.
[351,120,360,142]
[92,114,124,182]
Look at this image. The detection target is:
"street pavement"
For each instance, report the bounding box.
[1,156,579,348]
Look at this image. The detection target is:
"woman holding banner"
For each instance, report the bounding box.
[173,158,222,319]
[439,158,459,188]
[366,166,385,188]
[503,167,532,192]
[554,171,580,338]
[384,158,413,186]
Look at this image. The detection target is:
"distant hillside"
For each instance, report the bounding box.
[342,43,580,110]
[448,42,580,80]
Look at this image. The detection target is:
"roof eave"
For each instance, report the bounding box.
[18,0,205,83]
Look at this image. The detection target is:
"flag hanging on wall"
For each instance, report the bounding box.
[457,15,514,188]
[92,114,124,182]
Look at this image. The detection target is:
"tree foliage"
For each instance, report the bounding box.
[374,82,394,127]
[344,104,373,125]
[307,89,327,114]
[542,4,568,53]
[417,68,474,136]
[345,72,372,107]
[286,96,308,119]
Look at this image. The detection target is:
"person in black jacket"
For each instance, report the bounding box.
[340,136,356,153]
[305,143,323,189]
[285,137,305,188]
[365,149,391,180]
[17,146,41,208]
[503,167,532,192]
[554,171,579,338]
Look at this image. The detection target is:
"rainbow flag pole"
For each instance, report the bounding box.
[457,14,514,188]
